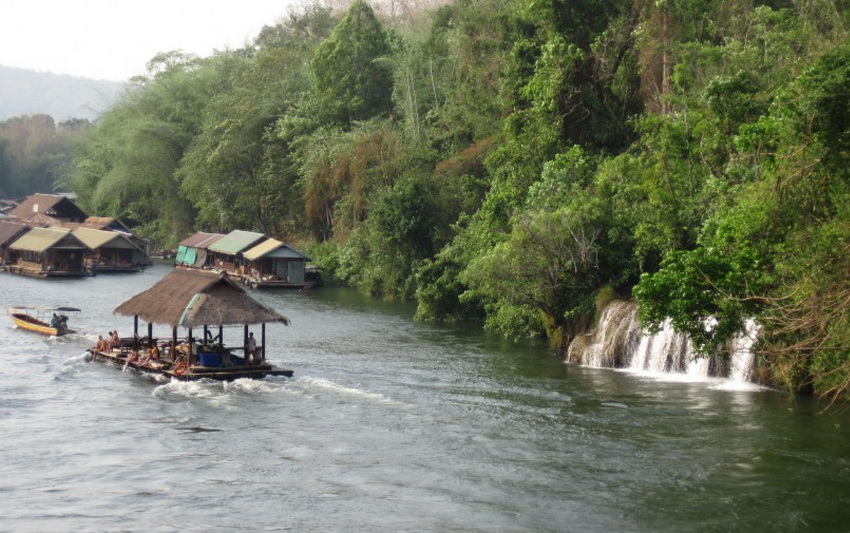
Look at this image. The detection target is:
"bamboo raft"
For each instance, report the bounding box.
[93,268,294,382]
[88,340,293,381]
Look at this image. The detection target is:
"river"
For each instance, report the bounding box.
[1,262,849,532]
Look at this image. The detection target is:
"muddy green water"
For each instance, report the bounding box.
[1,262,849,532]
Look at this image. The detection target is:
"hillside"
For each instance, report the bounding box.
[0,65,124,122]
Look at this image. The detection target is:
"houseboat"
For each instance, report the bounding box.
[0,219,29,269]
[242,238,314,289]
[72,226,146,273]
[88,268,293,381]
[6,227,90,278]
[207,229,266,278]
[174,231,225,269]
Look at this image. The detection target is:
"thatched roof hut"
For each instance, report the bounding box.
[114,268,289,328]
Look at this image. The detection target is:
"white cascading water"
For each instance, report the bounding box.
[568,300,758,384]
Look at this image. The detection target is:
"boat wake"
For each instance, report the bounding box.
[299,377,405,405]
[151,376,292,404]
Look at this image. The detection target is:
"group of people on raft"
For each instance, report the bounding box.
[94,330,122,352]
[90,330,264,372]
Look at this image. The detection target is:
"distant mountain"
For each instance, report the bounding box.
[0,65,124,122]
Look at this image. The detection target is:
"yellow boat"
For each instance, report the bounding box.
[6,306,80,336]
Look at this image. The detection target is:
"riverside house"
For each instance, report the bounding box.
[206,230,266,277]
[71,227,147,272]
[7,227,90,277]
[0,219,29,266]
[175,232,225,269]
[242,238,312,289]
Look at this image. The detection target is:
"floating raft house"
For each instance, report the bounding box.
[91,268,293,380]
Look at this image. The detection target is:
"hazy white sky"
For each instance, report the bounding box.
[0,0,299,81]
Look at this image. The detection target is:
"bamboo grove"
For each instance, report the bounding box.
[17,0,850,399]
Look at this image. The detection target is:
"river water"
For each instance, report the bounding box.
[1,262,849,532]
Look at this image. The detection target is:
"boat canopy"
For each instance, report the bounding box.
[114,268,289,328]
[8,306,81,312]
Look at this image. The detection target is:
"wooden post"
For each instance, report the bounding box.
[172,326,178,361]
[261,323,266,363]
[243,324,249,363]
[133,315,139,348]
[147,322,153,344]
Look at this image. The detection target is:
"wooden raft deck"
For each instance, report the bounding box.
[89,347,294,381]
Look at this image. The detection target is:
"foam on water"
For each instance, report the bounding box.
[570,300,763,388]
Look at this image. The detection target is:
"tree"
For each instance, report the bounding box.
[311,0,394,127]
[0,114,82,197]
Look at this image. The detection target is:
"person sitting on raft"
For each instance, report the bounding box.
[110,331,121,349]
[94,335,107,352]
[123,348,140,372]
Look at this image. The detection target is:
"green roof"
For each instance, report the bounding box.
[207,230,266,255]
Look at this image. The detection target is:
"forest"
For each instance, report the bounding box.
[3,0,850,400]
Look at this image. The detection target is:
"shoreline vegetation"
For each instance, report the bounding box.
[2,0,850,401]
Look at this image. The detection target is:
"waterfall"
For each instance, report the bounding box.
[728,319,760,382]
[568,300,758,383]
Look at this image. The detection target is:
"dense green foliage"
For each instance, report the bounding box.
[0,114,89,197]
[62,0,850,400]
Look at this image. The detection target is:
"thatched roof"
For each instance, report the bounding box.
[114,268,290,328]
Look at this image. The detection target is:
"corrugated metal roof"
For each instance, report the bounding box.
[178,231,226,248]
[72,227,141,251]
[0,220,29,246]
[8,194,88,221]
[207,230,266,255]
[81,216,132,233]
[243,238,311,261]
[195,233,225,249]
[9,227,86,252]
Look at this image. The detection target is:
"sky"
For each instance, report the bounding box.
[0,0,300,81]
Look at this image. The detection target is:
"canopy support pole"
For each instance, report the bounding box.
[172,326,177,358]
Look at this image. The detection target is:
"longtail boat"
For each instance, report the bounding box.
[6,306,80,336]
[88,268,293,381]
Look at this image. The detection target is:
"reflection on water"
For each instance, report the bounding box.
[1,263,850,531]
